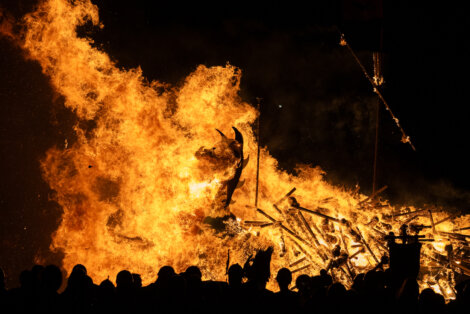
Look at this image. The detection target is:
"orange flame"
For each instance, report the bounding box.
[12,0,469,295]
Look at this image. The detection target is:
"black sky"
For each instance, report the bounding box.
[0,0,469,286]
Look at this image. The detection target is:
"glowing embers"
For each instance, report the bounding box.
[245,187,470,297]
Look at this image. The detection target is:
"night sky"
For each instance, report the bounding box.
[0,0,469,287]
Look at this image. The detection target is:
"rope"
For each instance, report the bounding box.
[340,34,416,151]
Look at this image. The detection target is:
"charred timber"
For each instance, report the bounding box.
[292,205,342,223]
[392,208,429,217]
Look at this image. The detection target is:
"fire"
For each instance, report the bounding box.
[5,0,469,296]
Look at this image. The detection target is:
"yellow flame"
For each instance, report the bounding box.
[12,0,468,295]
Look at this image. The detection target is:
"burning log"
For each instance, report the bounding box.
[339,229,350,255]
[311,221,326,240]
[366,216,379,227]
[292,264,312,274]
[451,261,470,276]
[438,231,470,240]
[255,208,309,245]
[289,237,324,269]
[341,219,362,242]
[403,215,419,225]
[272,204,283,215]
[371,227,387,237]
[244,220,272,226]
[297,209,321,246]
[274,187,296,206]
[256,208,278,223]
[435,213,459,226]
[357,185,388,206]
[289,256,307,268]
[422,253,446,266]
[319,197,334,204]
[293,205,342,223]
[428,210,436,234]
[288,196,342,224]
[260,223,275,228]
[279,223,309,246]
[454,226,470,232]
[393,208,429,217]
[356,228,379,264]
[349,247,365,259]
[286,209,311,237]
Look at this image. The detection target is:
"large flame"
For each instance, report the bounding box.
[11,0,469,296]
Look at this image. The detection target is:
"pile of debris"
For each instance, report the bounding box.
[242,187,470,299]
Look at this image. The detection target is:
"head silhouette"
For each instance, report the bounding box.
[228,264,243,288]
[296,274,311,296]
[66,264,87,290]
[116,270,133,290]
[43,265,62,292]
[19,270,33,290]
[31,264,45,289]
[100,278,115,290]
[72,264,87,276]
[276,268,292,292]
[155,265,175,289]
[157,266,175,282]
[99,278,115,299]
[319,269,332,287]
[327,282,346,299]
[419,288,445,313]
[184,266,202,287]
[132,273,142,288]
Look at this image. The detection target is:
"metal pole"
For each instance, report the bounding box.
[255,99,261,207]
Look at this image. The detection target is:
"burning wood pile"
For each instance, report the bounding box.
[3,0,469,302]
[242,187,470,299]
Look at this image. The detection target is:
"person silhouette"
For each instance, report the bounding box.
[61,264,95,313]
[37,264,62,313]
[142,265,176,312]
[115,270,136,314]
[242,247,274,312]
[276,268,293,293]
[131,273,142,288]
[228,264,243,289]
[273,268,297,314]
[96,278,116,314]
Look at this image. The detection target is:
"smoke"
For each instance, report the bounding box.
[388,176,470,214]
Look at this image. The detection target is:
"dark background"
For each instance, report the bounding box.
[0,0,469,287]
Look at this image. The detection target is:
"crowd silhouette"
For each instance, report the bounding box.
[0,247,469,314]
